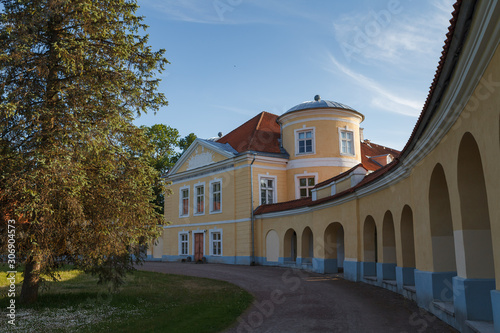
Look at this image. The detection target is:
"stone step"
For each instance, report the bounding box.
[432,300,455,317]
[465,320,494,333]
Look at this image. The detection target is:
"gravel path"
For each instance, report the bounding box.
[140,262,457,333]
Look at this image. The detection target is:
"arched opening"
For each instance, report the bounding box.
[284,228,297,263]
[422,163,457,306]
[363,216,377,277]
[381,211,397,281]
[455,133,495,322]
[457,133,494,278]
[429,164,456,272]
[399,205,416,287]
[324,222,345,273]
[301,227,313,264]
[265,229,279,262]
[382,211,396,264]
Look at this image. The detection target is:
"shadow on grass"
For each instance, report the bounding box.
[0,264,253,333]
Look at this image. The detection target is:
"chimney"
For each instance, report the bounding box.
[359,128,364,141]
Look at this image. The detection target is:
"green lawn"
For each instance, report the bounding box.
[0,264,253,332]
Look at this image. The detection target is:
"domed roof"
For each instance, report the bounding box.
[285,95,357,114]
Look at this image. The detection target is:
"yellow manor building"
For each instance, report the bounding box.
[150,1,500,331]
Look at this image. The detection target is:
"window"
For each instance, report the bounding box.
[180,187,189,217]
[211,231,222,256]
[297,129,314,154]
[340,130,354,155]
[179,233,189,255]
[298,177,315,198]
[210,180,222,213]
[260,177,275,205]
[194,185,204,215]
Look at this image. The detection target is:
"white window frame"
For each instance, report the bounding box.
[179,186,190,218]
[294,172,318,199]
[178,231,189,256]
[339,127,355,156]
[193,182,205,216]
[210,228,223,256]
[259,174,278,205]
[209,178,222,214]
[294,126,315,156]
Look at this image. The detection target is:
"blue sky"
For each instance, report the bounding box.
[134,0,455,150]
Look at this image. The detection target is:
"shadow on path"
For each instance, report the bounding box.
[139,262,457,333]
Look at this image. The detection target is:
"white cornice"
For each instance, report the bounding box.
[287,157,359,170]
[167,139,235,176]
[279,109,364,125]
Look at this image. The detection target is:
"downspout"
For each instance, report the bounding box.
[250,153,257,266]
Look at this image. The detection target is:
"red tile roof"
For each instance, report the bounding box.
[361,141,400,171]
[217,111,282,154]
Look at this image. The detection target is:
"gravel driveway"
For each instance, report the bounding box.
[140,262,457,333]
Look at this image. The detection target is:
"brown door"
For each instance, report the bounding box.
[194,233,203,262]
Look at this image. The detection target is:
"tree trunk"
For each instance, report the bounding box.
[19,257,41,305]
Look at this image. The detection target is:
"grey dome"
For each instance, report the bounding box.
[285,96,357,114]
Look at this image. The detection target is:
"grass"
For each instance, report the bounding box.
[0,264,253,332]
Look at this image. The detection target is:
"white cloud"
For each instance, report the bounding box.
[140,0,304,25]
[325,53,421,117]
[332,0,454,66]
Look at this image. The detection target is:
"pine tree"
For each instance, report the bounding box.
[0,0,168,304]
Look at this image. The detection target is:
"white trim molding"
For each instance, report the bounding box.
[258,174,278,205]
[294,172,319,199]
[294,126,316,156]
[178,231,189,256]
[193,182,206,216]
[209,178,223,214]
[338,126,356,157]
[287,157,359,170]
[209,228,223,256]
[179,185,190,218]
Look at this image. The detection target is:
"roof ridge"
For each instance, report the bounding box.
[247,111,265,149]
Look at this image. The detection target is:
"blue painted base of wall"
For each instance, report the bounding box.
[344,260,361,282]
[414,270,456,310]
[453,276,495,326]
[146,255,163,261]
[361,261,376,278]
[396,266,415,293]
[377,263,396,283]
[490,290,500,333]
[311,258,337,274]
[155,254,252,265]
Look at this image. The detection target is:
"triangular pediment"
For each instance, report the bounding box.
[167,139,237,175]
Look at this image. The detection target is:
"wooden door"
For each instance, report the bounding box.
[194,233,203,262]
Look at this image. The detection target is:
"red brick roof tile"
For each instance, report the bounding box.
[217,111,282,154]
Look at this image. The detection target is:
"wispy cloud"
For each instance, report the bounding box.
[140,0,303,25]
[325,53,421,117]
[332,0,454,66]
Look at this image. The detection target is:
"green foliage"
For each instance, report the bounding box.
[141,125,197,215]
[0,0,168,300]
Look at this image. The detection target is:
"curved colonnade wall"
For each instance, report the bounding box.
[255,1,500,331]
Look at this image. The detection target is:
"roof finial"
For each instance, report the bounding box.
[314,94,321,101]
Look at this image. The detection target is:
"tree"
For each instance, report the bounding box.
[142,124,180,215]
[0,0,168,304]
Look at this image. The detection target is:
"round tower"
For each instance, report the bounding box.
[277,95,364,200]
